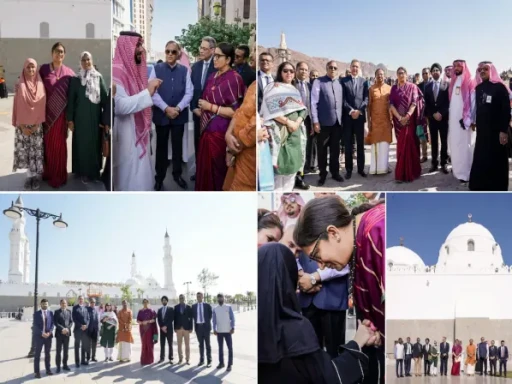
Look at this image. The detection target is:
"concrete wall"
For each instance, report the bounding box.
[0,39,111,93]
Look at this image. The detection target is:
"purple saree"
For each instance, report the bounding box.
[137,308,157,365]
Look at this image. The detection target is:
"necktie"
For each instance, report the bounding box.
[299,81,307,105]
[266,75,272,87]
[43,311,46,333]
[162,306,166,318]
[199,304,203,323]
[352,77,357,93]
[434,81,439,100]
[201,61,209,88]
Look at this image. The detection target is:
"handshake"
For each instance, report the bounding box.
[353,319,381,348]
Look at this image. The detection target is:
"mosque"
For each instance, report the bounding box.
[386,214,512,362]
[0,197,177,311]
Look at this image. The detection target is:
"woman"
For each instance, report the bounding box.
[223,80,257,191]
[258,242,378,383]
[451,339,462,375]
[294,196,386,384]
[257,209,283,247]
[195,42,245,191]
[136,299,158,365]
[12,58,46,190]
[261,62,307,191]
[389,67,424,183]
[100,303,117,362]
[66,51,108,184]
[431,341,439,376]
[39,42,75,188]
[465,339,476,376]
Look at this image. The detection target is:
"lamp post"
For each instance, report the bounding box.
[183,281,192,303]
[3,200,68,358]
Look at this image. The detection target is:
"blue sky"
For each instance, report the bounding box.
[0,194,257,295]
[258,0,511,74]
[151,0,197,53]
[387,193,512,266]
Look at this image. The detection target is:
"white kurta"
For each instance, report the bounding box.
[448,76,474,181]
[113,86,155,191]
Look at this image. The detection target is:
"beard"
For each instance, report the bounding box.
[135,54,142,65]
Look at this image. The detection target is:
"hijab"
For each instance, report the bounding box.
[12,58,46,126]
[78,51,101,104]
[258,243,319,364]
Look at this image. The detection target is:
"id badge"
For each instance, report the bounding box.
[486,95,492,103]
[455,86,461,95]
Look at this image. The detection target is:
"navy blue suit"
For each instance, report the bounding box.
[192,302,213,363]
[72,305,90,365]
[33,309,54,374]
[157,305,174,361]
[440,341,450,375]
[86,307,99,361]
[499,345,509,376]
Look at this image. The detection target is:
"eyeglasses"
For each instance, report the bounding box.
[165,49,179,55]
[282,69,295,74]
[213,54,226,60]
[260,59,272,63]
[328,66,338,70]
[54,49,65,54]
[397,71,406,75]
[309,231,327,262]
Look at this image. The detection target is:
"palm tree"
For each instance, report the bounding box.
[246,291,255,309]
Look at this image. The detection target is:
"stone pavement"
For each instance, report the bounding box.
[0,311,256,384]
[0,97,106,192]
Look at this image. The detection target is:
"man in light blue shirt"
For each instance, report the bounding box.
[212,293,235,371]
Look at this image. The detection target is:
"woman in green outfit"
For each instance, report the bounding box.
[100,303,118,362]
[430,340,440,376]
[66,51,108,184]
[261,61,307,191]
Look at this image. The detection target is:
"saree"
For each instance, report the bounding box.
[137,308,157,365]
[195,69,245,191]
[451,344,462,375]
[39,63,75,188]
[223,81,256,191]
[390,83,423,182]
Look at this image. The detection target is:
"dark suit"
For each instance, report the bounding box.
[412,342,423,375]
[422,343,432,375]
[33,309,54,374]
[101,88,112,191]
[54,308,73,369]
[489,345,499,375]
[191,58,217,164]
[404,342,413,375]
[235,62,256,89]
[72,305,90,365]
[440,341,450,375]
[174,303,193,361]
[157,305,174,361]
[424,79,450,167]
[499,345,509,376]
[192,302,213,363]
[258,70,275,112]
[295,80,317,172]
[86,307,99,361]
[341,76,369,173]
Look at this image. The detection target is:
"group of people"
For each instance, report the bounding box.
[113,31,257,191]
[257,55,512,191]
[31,293,236,379]
[11,42,111,191]
[257,192,386,383]
[393,337,509,378]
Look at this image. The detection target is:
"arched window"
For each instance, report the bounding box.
[86,23,95,39]
[468,239,475,251]
[40,22,49,38]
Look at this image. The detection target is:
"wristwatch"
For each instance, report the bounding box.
[310,275,317,286]
[176,106,181,113]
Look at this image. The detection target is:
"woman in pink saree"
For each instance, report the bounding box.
[195,42,245,191]
[136,299,158,365]
[451,339,462,376]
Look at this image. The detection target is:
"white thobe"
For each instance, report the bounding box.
[448,76,474,181]
[113,85,155,191]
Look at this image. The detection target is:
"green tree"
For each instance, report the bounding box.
[344,193,368,209]
[197,268,219,299]
[175,16,255,58]
[246,291,255,309]
[67,297,76,306]
[120,285,133,306]
[103,294,111,304]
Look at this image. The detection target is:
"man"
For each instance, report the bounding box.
[417,68,432,162]
[444,65,453,81]
[294,61,314,188]
[86,298,99,363]
[423,338,432,376]
[113,31,161,191]
[477,337,489,375]
[213,294,235,371]
[234,44,256,89]
[150,40,193,191]
[257,52,274,112]
[424,63,450,174]
[190,36,217,182]
[309,70,319,83]
[174,294,193,364]
[72,295,90,367]
[192,292,213,367]
[448,60,474,183]
[341,59,369,179]
[412,337,423,376]
[404,337,413,376]
[489,340,499,376]
[499,340,509,377]
[439,336,450,376]
[277,193,305,229]
[54,299,72,373]
[157,295,174,364]
[116,300,134,362]
[311,60,344,186]
[414,73,421,85]
[33,299,54,378]
[395,338,405,378]
[469,61,511,191]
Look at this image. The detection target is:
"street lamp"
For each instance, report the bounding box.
[183,281,192,303]
[3,200,68,358]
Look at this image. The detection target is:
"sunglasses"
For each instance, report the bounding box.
[328,66,338,70]
[477,67,490,73]
[282,69,295,74]
[165,49,179,55]
[283,196,297,204]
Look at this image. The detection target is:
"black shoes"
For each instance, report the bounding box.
[358,170,367,178]
[63,366,70,371]
[154,180,163,191]
[346,171,352,179]
[332,174,344,182]
[217,363,225,369]
[441,165,449,174]
[174,177,188,190]
[227,365,232,372]
[207,361,212,368]
[318,176,326,186]
[198,361,204,366]
[190,174,196,182]
[294,176,310,190]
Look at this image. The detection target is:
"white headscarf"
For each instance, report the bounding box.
[79,51,101,104]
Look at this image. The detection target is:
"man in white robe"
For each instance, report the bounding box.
[112,31,161,191]
[448,60,475,183]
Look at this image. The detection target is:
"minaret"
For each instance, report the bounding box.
[130,252,137,278]
[23,235,30,284]
[277,31,291,64]
[8,196,27,284]
[163,229,176,297]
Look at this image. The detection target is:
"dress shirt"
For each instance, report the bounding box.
[406,343,412,355]
[149,65,193,113]
[259,70,273,88]
[395,344,405,359]
[296,260,349,281]
[161,305,167,318]
[197,302,204,324]
[201,59,212,88]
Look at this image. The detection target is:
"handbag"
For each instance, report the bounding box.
[258,140,274,191]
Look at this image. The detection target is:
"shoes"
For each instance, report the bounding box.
[105,358,109,362]
[420,157,428,163]
[63,366,70,371]
[345,171,352,180]
[56,368,61,373]
[217,364,225,369]
[198,361,204,366]
[429,165,438,172]
[207,361,212,368]
[358,170,367,178]
[154,180,163,191]
[441,165,449,174]
[91,358,97,362]
[82,362,89,366]
[174,177,188,190]
[186,360,190,365]
[317,176,326,186]
[294,177,310,190]
[159,359,164,363]
[47,371,54,376]
[190,174,196,182]
[34,373,41,379]
[227,365,232,372]
[178,359,183,364]
[332,174,344,182]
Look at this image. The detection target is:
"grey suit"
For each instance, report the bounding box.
[295,80,317,172]
[258,71,274,113]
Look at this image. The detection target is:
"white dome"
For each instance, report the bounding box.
[387,246,425,267]
[446,222,495,243]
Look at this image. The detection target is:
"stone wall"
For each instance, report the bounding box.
[0,38,111,93]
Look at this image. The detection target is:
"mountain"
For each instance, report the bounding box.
[258,46,394,78]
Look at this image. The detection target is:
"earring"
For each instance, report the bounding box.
[336,237,341,243]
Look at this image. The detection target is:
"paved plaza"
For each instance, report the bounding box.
[0,310,256,384]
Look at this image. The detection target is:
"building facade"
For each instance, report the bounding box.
[112,0,134,47]
[131,0,153,56]
[199,0,255,26]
